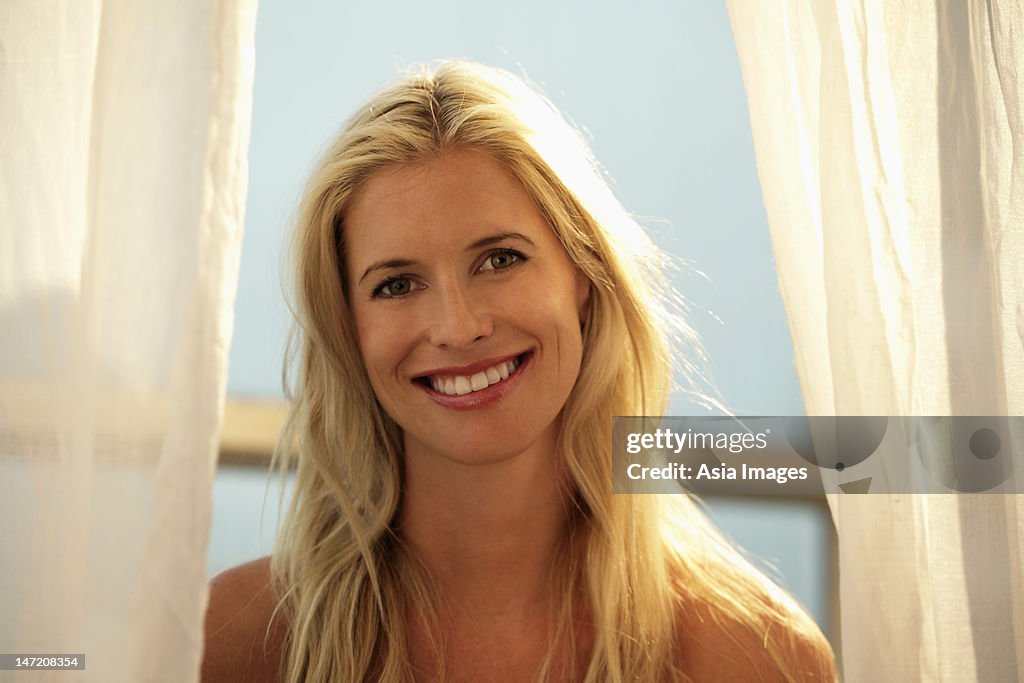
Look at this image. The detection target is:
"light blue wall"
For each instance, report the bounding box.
[215,0,833,636]
[228,0,804,414]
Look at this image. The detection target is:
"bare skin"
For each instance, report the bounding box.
[397,424,573,681]
[201,557,285,683]
[343,150,591,681]
[201,556,835,682]
[201,152,836,681]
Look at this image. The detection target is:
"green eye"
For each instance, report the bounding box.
[374,277,413,298]
[481,249,523,272]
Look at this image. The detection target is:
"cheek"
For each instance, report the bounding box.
[350,308,398,391]
[538,286,587,371]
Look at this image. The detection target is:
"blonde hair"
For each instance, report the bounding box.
[272,61,831,681]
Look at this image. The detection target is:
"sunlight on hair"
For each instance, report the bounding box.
[269,60,833,683]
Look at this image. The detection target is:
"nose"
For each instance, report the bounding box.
[428,279,493,349]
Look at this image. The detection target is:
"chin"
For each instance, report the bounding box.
[414,438,533,466]
[403,420,560,469]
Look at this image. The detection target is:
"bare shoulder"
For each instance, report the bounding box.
[677,591,837,682]
[202,556,287,683]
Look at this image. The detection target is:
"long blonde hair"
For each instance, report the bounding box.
[272,61,829,682]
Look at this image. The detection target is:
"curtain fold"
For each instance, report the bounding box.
[727,0,1023,680]
[0,1,256,681]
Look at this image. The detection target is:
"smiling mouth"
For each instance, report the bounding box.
[416,353,528,396]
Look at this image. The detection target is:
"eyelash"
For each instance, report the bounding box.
[478,248,524,273]
[370,248,527,299]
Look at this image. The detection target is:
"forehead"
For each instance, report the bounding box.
[343,150,553,263]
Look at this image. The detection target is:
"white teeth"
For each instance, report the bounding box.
[470,372,488,391]
[427,357,523,396]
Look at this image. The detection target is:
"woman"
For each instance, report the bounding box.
[202,61,836,682]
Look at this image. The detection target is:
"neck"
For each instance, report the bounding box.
[397,431,569,617]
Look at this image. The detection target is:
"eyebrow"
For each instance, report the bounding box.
[357,231,536,284]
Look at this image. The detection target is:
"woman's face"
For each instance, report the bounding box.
[344,149,590,466]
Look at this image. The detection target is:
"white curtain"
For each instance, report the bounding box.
[0,2,256,681]
[728,1,1023,680]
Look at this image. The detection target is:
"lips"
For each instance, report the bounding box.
[413,352,530,400]
[426,356,522,395]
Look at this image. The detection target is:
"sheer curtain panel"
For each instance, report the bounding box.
[728,1,1023,681]
[0,2,256,681]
